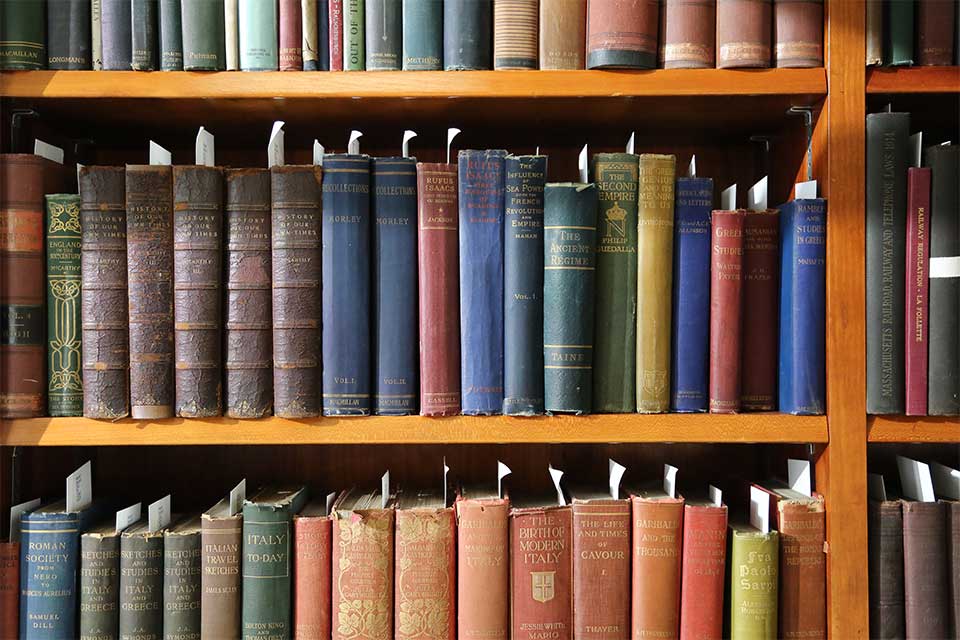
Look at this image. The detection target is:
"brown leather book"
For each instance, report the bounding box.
[868,499,905,640]
[586,0,659,68]
[126,164,175,419]
[0,542,17,640]
[224,168,273,418]
[740,210,779,411]
[79,165,130,419]
[456,487,509,640]
[279,0,303,70]
[709,209,745,413]
[173,165,223,417]
[630,488,684,640]
[661,0,716,69]
[679,499,727,640]
[495,0,539,69]
[201,498,242,639]
[294,500,333,640]
[903,500,949,639]
[773,0,823,67]
[716,0,771,68]
[539,0,585,69]
[395,491,456,640]
[916,0,957,66]
[271,165,323,418]
[945,500,959,639]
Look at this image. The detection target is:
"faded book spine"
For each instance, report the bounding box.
[279,0,303,69]
[159,0,184,69]
[402,0,443,69]
[456,498,509,640]
[101,0,132,69]
[80,534,120,640]
[661,0,715,68]
[572,500,631,639]
[709,210,745,414]
[317,0,330,67]
[225,0,240,69]
[729,529,779,639]
[239,0,279,69]
[0,542,17,640]
[716,0,772,68]
[510,506,573,640]
[444,0,493,69]
[0,0,45,68]
[679,504,727,640]
[586,0,658,68]
[131,0,159,70]
[916,0,956,65]
[343,0,365,69]
[293,516,332,639]
[631,497,684,639]
[902,501,949,639]
[329,0,343,68]
[776,500,826,640]
[866,0,882,65]
[494,0,538,69]
[740,210,779,411]
[241,504,297,639]
[905,165,932,417]
[302,0,319,69]
[92,0,103,69]
[163,529,201,640]
[946,501,959,639]
[47,0,92,69]
[868,501,905,640]
[332,510,394,640]
[182,0,227,70]
[539,0,585,69]
[366,0,402,69]
[119,531,165,640]
[200,515,241,639]
[394,508,456,640]
[19,511,84,639]
[773,0,823,67]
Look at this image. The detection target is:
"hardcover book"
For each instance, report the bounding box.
[866,0,882,65]
[679,498,727,640]
[239,0,279,69]
[586,0,658,68]
[629,487,684,640]
[366,0,401,69]
[402,0,443,69]
[329,0,343,68]
[539,0,585,69]
[773,0,823,67]
[494,0,538,69]
[884,0,914,65]
[201,498,242,639]
[344,0,364,69]
[163,516,202,640]
[0,0,45,68]
[45,194,83,417]
[660,0,715,68]
[868,499,905,640]
[455,487,509,640]
[101,0,133,69]
[182,0,227,69]
[728,523,779,640]
[740,209,779,411]
[131,0,159,69]
[917,0,956,65]
[119,521,165,640]
[159,0,184,69]
[1,541,18,640]
[80,522,121,640]
[279,0,303,69]
[902,501,949,638]
[444,0,493,69]
[225,0,240,68]
[709,209,746,414]
[905,167,932,417]
[946,500,960,639]
[92,0,103,68]
[317,0,330,68]
[47,0,92,69]
[293,500,333,640]
[716,0,772,68]
[302,0,319,69]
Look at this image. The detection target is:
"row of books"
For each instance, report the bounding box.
[0,146,828,420]
[0,0,826,72]
[865,113,959,417]
[866,0,960,67]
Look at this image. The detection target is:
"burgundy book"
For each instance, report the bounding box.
[456,487,509,640]
[586,0,659,69]
[916,0,956,66]
[329,0,343,69]
[279,0,303,69]
[0,542,17,640]
[661,0,716,69]
[740,210,779,411]
[709,209,745,413]
[716,0,772,68]
[773,0,823,67]
[294,500,333,640]
[630,488,684,640]
[417,163,461,416]
[905,167,932,416]
[902,500,949,640]
[679,500,727,640]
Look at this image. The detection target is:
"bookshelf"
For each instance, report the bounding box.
[868,416,960,443]
[866,65,960,93]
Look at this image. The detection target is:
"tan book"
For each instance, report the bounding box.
[539,0,586,69]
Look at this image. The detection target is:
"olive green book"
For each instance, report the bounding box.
[46,194,83,417]
[344,0,364,69]
[729,523,779,640]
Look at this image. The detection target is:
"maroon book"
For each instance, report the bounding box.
[279,0,303,70]
[329,0,343,70]
[740,210,779,411]
[709,210,746,413]
[916,0,956,66]
[905,167,932,416]
[679,502,727,640]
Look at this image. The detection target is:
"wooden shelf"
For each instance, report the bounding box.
[0,413,828,446]
[866,66,960,93]
[867,415,960,443]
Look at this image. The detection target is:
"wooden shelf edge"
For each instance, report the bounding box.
[866,66,960,94]
[867,415,960,443]
[1,414,828,446]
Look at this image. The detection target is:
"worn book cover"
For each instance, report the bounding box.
[402,0,443,69]
[1,542,18,640]
[101,0,132,69]
[293,500,333,640]
[660,0,714,68]
[679,499,727,640]
[455,487,509,640]
[239,0,279,69]
[773,0,823,67]
[717,0,772,68]
[903,501,949,638]
[709,209,746,413]
[163,516,202,640]
[119,521,166,640]
[917,0,956,65]
[868,499,905,639]
[0,0,45,68]
[494,0,538,69]
[366,0,401,69]
[159,0,184,69]
[630,487,684,640]
[884,0,914,65]
[131,0,159,69]
[343,0,364,69]
[80,522,121,640]
[740,209,779,411]
[539,0,585,69]
[47,0,92,69]
[302,0,319,69]
[201,498,242,639]
[586,0,658,68]
[444,0,492,69]
[182,0,227,69]
[728,523,779,640]
[279,0,303,69]
[45,194,83,417]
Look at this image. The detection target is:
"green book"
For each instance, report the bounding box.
[591,153,639,412]
[884,0,914,66]
[0,0,46,68]
[729,523,779,640]
[344,0,364,69]
[46,194,83,417]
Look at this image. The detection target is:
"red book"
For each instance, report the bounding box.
[417,163,461,416]
[771,492,826,640]
[329,0,343,70]
[740,210,779,411]
[905,167,932,416]
[679,500,728,640]
[709,210,746,413]
[294,502,333,640]
[0,542,17,640]
[630,489,684,640]
[456,488,509,640]
[279,0,303,70]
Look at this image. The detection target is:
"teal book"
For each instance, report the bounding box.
[344,0,364,69]
[182,0,226,69]
[45,194,83,417]
[159,0,183,69]
[884,0,914,65]
[239,0,279,69]
[0,0,46,69]
[402,0,442,69]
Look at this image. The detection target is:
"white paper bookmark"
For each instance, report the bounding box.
[749,486,771,533]
[663,464,679,499]
[721,184,737,211]
[34,139,64,164]
[116,502,141,533]
[578,144,588,183]
[76,162,85,186]
[788,459,813,497]
[708,485,723,508]
[446,128,461,164]
[195,127,215,167]
[626,132,635,155]
[497,461,512,499]
[229,479,246,516]
[313,140,324,166]
[795,179,818,200]
[548,465,566,506]
[443,458,450,507]
[149,141,172,166]
[148,495,172,532]
[747,176,768,211]
[608,459,626,500]
[66,461,93,513]
[9,498,41,542]
[909,132,923,169]
[897,455,936,502]
[381,471,391,509]
[402,130,417,158]
[325,492,338,516]
[267,121,285,168]
[867,473,888,501]
[688,155,697,178]
[348,130,363,155]
[930,462,960,500]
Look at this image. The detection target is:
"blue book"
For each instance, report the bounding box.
[372,157,419,415]
[322,154,372,416]
[778,197,827,415]
[458,149,507,414]
[318,0,330,69]
[670,177,713,412]
[503,154,547,415]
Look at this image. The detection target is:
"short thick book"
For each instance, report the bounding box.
[101,0,133,69]
[343,0,364,69]
[163,516,202,640]
[131,0,159,70]
[902,501,949,639]
[728,523,779,640]
[884,0,914,66]
[917,0,956,65]
[201,498,242,639]
[366,0,401,69]
[773,0,823,67]
[47,0,92,69]
[679,499,727,640]
[868,499,905,640]
[716,0,771,68]
[630,488,683,640]
[740,209,779,411]
[293,500,333,640]
[182,0,227,69]
[586,0,658,68]
[0,542,17,640]
[119,521,165,640]
[159,0,184,69]
[80,522,120,640]
[494,0,538,69]
[539,0,585,69]
[239,0,279,69]
[905,168,931,416]
[279,0,303,69]
[455,487,509,640]
[0,0,45,68]
[661,0,715,68]
[709,210,745,414]
[444,0,492,69]
[402,0,442,69]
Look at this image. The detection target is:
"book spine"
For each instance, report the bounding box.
[159,0,183,69]
[661,0,715,68]
[119,532,165,640]
[416,163,461,416]
[925,144,960,415]
[332,510,394,640]
[586,0,658,68]
[572,501,631,639]
[239,0,279,69]
[317,0,329,67]
[778,199,827,415]
[868,501,905,640]
[163,531,201,640]
[776,501,826,640]
[902,501,949,639]
[494,0,538,69]
[538,0,585,69]
[402,0,442,69]
[101,0,133,68]
[503,155,547,415]
[321,155,372,416]
[47,0,92,69]
[372,157,419,416]
[241,504,296,640]
[509,507,572,640]
[225,0,239,69]
[343,0,364,69]
[946,501,960,639]
[224,168,273,419]
[302,0,318,68]
[671,177,713,412]
[458,149,507,415]
[394,508,456,640]
[456,499,509,639]
[917,0,957,66]
[182,0,227,70]
[740,210,779,411]
[126,165,175,420]
[543,183,598,414]
[92,0,103,69]
[865,0,882,65]
[45,194,84,417]
[293,517,331,640]
[729,530,779,639]
[329,0,343,68]
[773,0,822,67]
[365,0,401,69]
[80,534,120,640]
[279,0,303,69]
[444,0,493,70]
[271,165,323,418]
[200,515,241,639]
[866,113,909,414]
[79,166,129,419]
[0,543,17,640]
[678,505,727,640]
[20,513,82,640]
[591,152,639,413]
[0,0,45,68]
[716,0,771,68]
[884,0,914,65]
[631,498,684,639]
[131,0,159,70]
[709,210,745,413]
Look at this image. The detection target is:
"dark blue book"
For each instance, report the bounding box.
[321,154,372,416]
[670,176,713,412]
[444,0,492,70]
[318,0,330,69]
[503,154,547,415]
[402,0,442,69]
[458,149,507,414]
[372,157,419,415]
[778,197,827,415]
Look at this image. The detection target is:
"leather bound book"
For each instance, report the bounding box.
[321,155,372,416]
[271,165,322,418]
[293,501,333,640]
[343,0,364,69]
[591,152,639,414]
[239,0,279,69]
[494,0,538,69]
[716,0,772,68]
[159,0,184,69]
[773,0,823,68]
[402,0,443,69]
[679,500,727,640]
[868,499,905,640]
[884,0,914,65]
[636,154,676,413]
[543,183,598,414]
[539,0,585,69]
[224,168,273,419]
[163,516,202,640]
[902,500,949,639]
[866,112,909,414]
[0,542,17,640]
[946,500,959,639]
[586,0,658,68]
[102,0,133,69]
[866,0,882,65]
[119,521,166,640]
[416,163,461,416]
[455,488,509,640]
[302,0,319,69]
[905,167,931,416]
[0,0,45,68]
[79,166,129,420]
[182,0,227,70]
[372,157,419,416]
[394,492,456,640]
[201,498,242,639]
[173,165,223,418]
[630,488,684,640]
[366,0,402,69]
[80,523,121,640]
[503,155,547,416]
[45,194,84,417]
[709,209,745,414]
[47,0,92,69]
[458,149,507,415]
[126,165,175,420]
[740,209,779,412]
[317,0,330,69]
[444,0,493,70]
[661,0,715,68]
[226,0,240,69]
[728,523,779,639]
[279,0,303,69]
[131,0,159,70]
[329,0,343,69]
